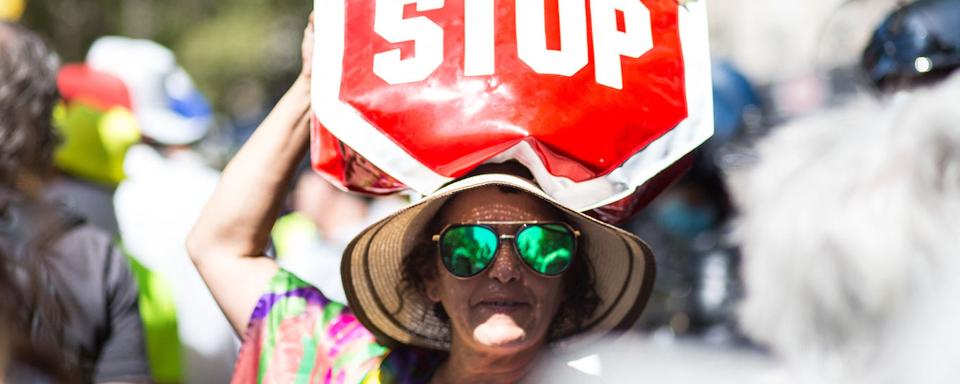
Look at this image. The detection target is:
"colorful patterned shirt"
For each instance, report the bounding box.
[231,269,444,383]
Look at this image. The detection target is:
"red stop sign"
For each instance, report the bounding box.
[311,0,712,211]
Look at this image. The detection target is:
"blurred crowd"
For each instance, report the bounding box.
[1,0,959,383]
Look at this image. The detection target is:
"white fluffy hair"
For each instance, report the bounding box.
[729,73,960,382]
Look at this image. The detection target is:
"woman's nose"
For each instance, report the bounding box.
[487,240,521,284]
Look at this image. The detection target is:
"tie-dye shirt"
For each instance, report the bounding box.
[231,269,444,383]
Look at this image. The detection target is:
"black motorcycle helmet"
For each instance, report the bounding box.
[861,0,960,91]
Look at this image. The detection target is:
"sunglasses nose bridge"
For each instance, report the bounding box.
[495,234,520,259]
[487,234,523,283]
[497,234,524,263]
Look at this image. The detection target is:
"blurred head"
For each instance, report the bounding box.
[861,0,960,92]
[86,36,212,146]
[291,171,368,235]
[0,22,60,189]
[52,64,140,186]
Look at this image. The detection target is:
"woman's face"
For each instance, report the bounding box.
[425,187,567,352]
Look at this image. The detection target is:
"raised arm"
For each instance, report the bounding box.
[187,15,314,334]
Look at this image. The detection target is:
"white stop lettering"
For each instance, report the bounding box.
[372,0,653,89]
[591,0,653,89]
[373,0,446,85]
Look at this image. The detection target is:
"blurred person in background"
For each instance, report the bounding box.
[631,60,765,343]
[861,0,960,93]
[90,36,236,383]
[0,21,149,383]
[729,72,960,383]
[42,62,141,237]
[272,170,406,303]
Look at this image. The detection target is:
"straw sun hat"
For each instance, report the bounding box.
[342,173,655,350]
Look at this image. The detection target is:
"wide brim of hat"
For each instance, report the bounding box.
[341,174,655,351]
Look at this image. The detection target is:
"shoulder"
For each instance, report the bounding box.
[247,268,337,323]
[55,223,113,254]
[234,269,391,383]
[245,269,363,344]
[52,223,120,274]
[50,222,134,312]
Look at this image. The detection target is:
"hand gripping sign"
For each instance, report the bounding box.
[311,0,713,215]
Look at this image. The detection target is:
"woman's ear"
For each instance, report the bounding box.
[424,277,441,303]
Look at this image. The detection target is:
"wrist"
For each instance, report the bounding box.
[296,71,311,87]
[287,75,312,108]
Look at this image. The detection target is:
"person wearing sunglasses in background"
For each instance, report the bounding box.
[187,14,655,383]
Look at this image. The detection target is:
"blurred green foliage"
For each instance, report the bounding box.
[21,0,312,114]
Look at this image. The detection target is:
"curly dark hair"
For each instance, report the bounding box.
[0,22,60,186]
[399,185,601,341]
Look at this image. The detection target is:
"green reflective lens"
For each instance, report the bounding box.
[516,224,574,275]
[440,225,498,277]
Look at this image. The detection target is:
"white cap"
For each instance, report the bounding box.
[87,36,212,145]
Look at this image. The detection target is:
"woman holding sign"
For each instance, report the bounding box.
[189,11,658,384]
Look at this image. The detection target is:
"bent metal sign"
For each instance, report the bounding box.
[311,0,713,211]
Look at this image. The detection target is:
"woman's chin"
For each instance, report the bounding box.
[472,314,529,348]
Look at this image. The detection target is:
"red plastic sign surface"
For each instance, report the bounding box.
[311,0,713,212]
